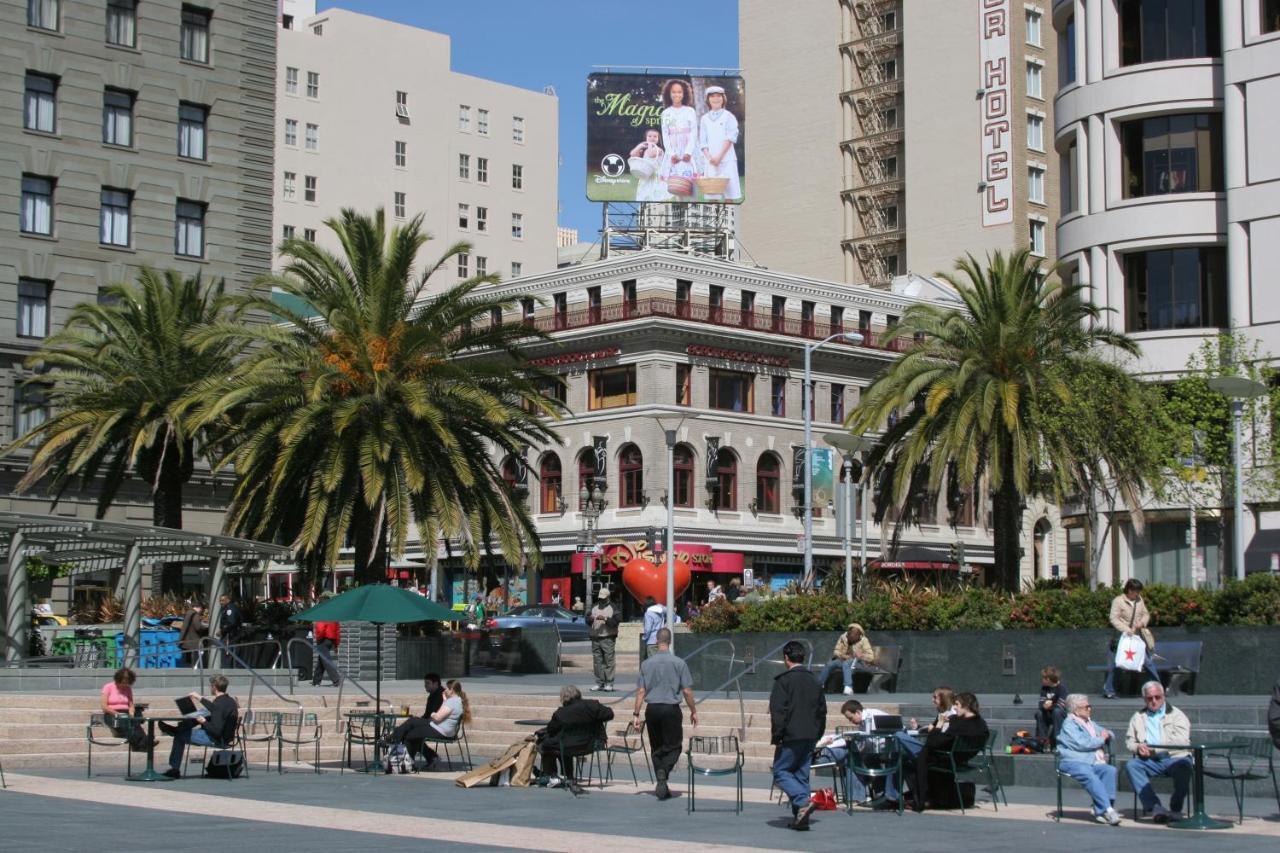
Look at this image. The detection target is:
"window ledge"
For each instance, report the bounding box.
[175,255,208,264]
[20,231,57,242]
[23,128,60,140]
[106,43,142,55]
[1109,191,1223,210]
[177,155,209,166]
[100,244,136,253]
[180,59,214,71]
[27,26,64,39]
[102,142,136,153]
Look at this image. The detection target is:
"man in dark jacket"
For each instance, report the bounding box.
[540,684,614,778]
[162,674,239,778]
[770,640,827,831]
[178,603,207,668]
[1268,675,1280,748]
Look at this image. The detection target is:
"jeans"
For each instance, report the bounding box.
[1126,754,1191,813]
[886,731,925,802]
[1059,759,1118,815]
[591,636,616,686]
[1036,704,1067,745]
[814,658,859,691]
[311,638,340,686]
[644,703,683,781]
[818,745,870,801]
[168,721,217,770]
[773,739,818,814]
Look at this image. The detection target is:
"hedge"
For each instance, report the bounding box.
[687,573,1280,634]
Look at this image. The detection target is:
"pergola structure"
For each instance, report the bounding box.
[0,512,290,665]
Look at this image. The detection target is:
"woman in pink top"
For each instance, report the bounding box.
[100,668,153,750]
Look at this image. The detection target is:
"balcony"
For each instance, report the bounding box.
[527,297,908,352]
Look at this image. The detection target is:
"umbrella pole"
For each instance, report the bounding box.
[375,623,383,769]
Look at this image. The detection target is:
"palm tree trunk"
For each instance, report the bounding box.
[352,505,390,586]
[992,468,1024,593]
[154,437,187,592]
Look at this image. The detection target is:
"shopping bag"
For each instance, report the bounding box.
[1114,633,1146,671]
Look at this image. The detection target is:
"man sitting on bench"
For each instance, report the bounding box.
[814,623,877,695]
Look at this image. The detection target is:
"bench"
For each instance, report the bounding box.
[815,644,901,694]
[1086,640,1203,696]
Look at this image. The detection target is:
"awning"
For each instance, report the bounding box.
[1243,528,1280,573]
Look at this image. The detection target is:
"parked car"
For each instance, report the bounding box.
[490,605,590,641]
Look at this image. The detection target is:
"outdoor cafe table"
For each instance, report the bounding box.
[346,710,406,772]
[1147,741,1240,830]
[126,716,190,782]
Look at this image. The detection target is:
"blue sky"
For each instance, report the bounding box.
[325,0,739,241]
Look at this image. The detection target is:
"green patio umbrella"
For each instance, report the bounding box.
[291,584,461,750]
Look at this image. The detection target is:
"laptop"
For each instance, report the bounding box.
[175,695,199,716]
[866,713,903,733]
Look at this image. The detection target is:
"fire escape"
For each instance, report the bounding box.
[839,1,903,287]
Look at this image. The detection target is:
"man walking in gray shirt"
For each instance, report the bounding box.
[631,628,697,800]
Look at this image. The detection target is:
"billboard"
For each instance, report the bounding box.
[587,73,746,204]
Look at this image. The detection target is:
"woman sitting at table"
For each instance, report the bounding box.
[391,679,470,770]
[907,691,988,812]
[100,667,154,751]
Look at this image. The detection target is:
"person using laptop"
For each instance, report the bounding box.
[815,700,889,804]
[160,674,239,778]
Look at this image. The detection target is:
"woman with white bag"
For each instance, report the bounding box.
[1103,579,1161,699]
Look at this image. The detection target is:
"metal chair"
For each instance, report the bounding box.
[686,735,745,814]
[1202,736,1275,825]
[183,715,247,780]
[1,753,6,788]
[422,719,473,771]
[846,731,904,815]
[555,723,607,791]
[277,711,323,773]
[341,712,389,774]
[86,713,135,778]
[1054,739,1114,821]
[240,710,281,774]
[927,729,1006,814]
[605,724,652,786]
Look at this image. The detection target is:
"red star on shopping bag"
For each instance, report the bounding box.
[1124,649,1137,661]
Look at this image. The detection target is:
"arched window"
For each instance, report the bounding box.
[539,454,562,514]
[714,448,738,511]
[619,444,644,508]
[673,444,694,508]
[756,452,780,514]
[577,448,598,506]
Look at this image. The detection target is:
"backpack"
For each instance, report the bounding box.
[384,742,412,774]
[1008,732,1047,754]
[205,749,245,778]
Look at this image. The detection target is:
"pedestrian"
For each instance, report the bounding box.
[705,579,725,605]
[311,619,341,686]
[725,578,742,603]
[550,583,563,607]
[770,640,826,830]
[641,596,665,662]
[572,595,585,614]
[178,602,208,668]
[631,627,697,801]
[217,594,243,665]
[1102,579,1160,699]
[588,587,619,692]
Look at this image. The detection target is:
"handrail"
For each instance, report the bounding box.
[605,636,738,709]
[194,637,283,673]
[0,639,183,669]
[194,637,301,721]
[284,636,390,729]
[699,638,817,741]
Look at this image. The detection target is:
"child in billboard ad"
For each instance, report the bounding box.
[698,85,741,202]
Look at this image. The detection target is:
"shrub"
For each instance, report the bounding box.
[1211,573,1280,625]
[687,599,744,633]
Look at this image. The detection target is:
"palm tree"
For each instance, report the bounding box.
[190,208,561,586]
[5,269,245,533]
[846,249,1141,590]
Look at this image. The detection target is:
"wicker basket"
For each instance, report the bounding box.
[697,176,729,195]
[666,176,694,196]
[628,156,659,178]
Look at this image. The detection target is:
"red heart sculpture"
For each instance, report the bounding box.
[621,556,690,605]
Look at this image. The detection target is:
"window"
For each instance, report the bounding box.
[879,59,897,80]
[1027,113,1044,150]
[312,23,322,35]
[476,256,487,277]
[1120,0,1220,66]
[1124,247,1226,331]
[1061,12,1077,84]
[539,454,562,513]
[282,224,294,240]
[859,310,872,337]
[458,104,470,131]
[1267,0,1280,33]
[304,175,316,202]
[831,306,844,335]
[395,140,406,167]
[285,67,298,95]
[554,293,567,329]
[771,295,786,332]
[623,279,637,316]
[180,6,211,63]
[1060,139,1078,214]
[24,73,56,133]
[512,164,524,189]
[306,71,319,98]
[102,89,133,146]
[756,452,781,514]
[457,203,469,229]
[512,115,524,143]
[393,192,406,218]
[282,171,296,199]
[1026,8,1042,45]
[577,450,598,501]
[709,369,754,413]
[1121,113,1223,198]
[106,0,136,47]
[1028,165,1045,203]
[27,0,58,30]
[1029,219,1046,256]
[771,375,786,417]
[458,154,470,179]
[395,90,408,117]
[477,108,488,135]
[882,10,897,30]
[175,199,204,257]
[801,301,815,336]
[521,297,536,323]
[589,366,636,410]
[14,383,49,439]
[303,228,315,242]
[587,286,601,323]
[1026,61,1043,98]
[100,188,131,246]
[305,123,318,150]
[511,213,523,239]
[713,449,737,511]
[284,118,297,146]
[676,364,691,406]
[511,261,522,277]
[619,445,644,507]
[18,280,50,338]
[879,107,898,130]
[741,290,755,326]
[830,384,845,423]
[673,444,694,507]
[882,205,899,230]
[676,279,691,318]
[880,156,898,179]
[884,253,900,276]
[477,157,488,183]
[709,285,724,323]
[457,253,469,278]
[178,103,207,159]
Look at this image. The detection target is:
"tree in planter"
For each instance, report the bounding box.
[846,249,1141,590]
[4,270,246,591]
[189,208,563,585]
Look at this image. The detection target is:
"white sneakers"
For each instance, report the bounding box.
[842,686,854,695]
[1095,807,1122,826]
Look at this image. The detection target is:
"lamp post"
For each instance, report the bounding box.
[824,432,875,602]
[1206,374,1267,581]
[803,331,864,588]
[578,482,607,601]
[650,412,689,631]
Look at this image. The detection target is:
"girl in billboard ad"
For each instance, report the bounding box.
[629,128,670,202]
[699,85,741,202]
[659,78,698,198]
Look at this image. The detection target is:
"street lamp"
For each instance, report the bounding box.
[803,331,864,588]
[823,431,875,602]
[649,412,690,631]
[578,482,607,601]
[1206,374,1267,581]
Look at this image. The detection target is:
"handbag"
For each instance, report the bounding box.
[812,788,838,810]
[205,749,245,779]
[1114,634,1146,672]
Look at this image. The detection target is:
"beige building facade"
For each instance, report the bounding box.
[274,4,558,284]
[740,0,1059,286]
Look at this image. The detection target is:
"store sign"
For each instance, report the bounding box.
[573,540,737,573]
[979,0,1012,226]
